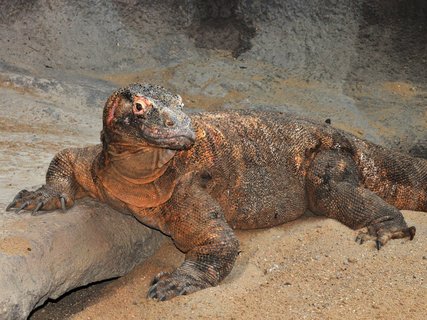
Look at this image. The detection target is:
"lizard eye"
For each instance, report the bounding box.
[133,97,153,115]
[135,103,143,111]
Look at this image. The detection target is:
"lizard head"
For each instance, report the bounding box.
[102,83,195,150]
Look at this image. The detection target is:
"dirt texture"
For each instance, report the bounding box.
[34,211,427,320]
[0,0,426,319]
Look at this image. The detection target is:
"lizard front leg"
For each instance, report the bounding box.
[148,173,239,301]
[6,147,98,215]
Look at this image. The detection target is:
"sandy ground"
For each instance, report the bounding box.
[30,212,426,320]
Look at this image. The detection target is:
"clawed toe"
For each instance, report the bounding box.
[407,226,416,240]
[147,284,163,301]
[356,225,416,250]
[5,187,72,214]
[147,272,174,301]
[6,201,16,212]
[6,190,29,211]
[147,271,208,301]
[355,230,373,245]
[31,202,44,215]
[150,271,169,286]
[60,196,67,212]
[15,201,29,214]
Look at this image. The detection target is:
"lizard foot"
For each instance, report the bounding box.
[6,187,73,215]
[355,218,416,250]
[147,271,211,301]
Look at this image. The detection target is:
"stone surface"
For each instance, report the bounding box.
[0,199,164,320]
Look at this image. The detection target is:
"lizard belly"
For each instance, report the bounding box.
[212,166,307,230]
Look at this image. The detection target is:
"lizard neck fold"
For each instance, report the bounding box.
[105,143,176,183]
[97,142,178,208]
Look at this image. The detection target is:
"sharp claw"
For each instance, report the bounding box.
[150,272,167,286]
[408,226,416,240]
[147,285,157,299]
[355,235,364,245]
[15,202,28,214]
[16,190,28,199]
[6,201,16,211]
[31,202,44,215]
[60,197,66,212]
[150,277,160,286]
[178,288,188,296]
[375,240,382,250]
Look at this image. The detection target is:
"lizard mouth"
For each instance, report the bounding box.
[140,126,196,150]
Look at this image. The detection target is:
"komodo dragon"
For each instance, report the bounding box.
[6,83,427,301]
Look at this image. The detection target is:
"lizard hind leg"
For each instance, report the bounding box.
[306,150,416,249]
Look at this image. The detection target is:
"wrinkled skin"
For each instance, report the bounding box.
[7,83,427,301]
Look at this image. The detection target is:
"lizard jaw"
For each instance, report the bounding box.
[140,127,196,150]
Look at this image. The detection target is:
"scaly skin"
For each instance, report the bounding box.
[7,83,427,300]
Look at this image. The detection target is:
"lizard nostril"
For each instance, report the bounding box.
[165,119,175,127]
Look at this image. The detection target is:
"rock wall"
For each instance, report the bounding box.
[1,1,425,84]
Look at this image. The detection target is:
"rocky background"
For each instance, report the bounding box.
[0,0,426,319]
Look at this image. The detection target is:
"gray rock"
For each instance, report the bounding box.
[0,199,164,320]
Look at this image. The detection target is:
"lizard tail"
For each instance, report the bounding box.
[355,142,427,212]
